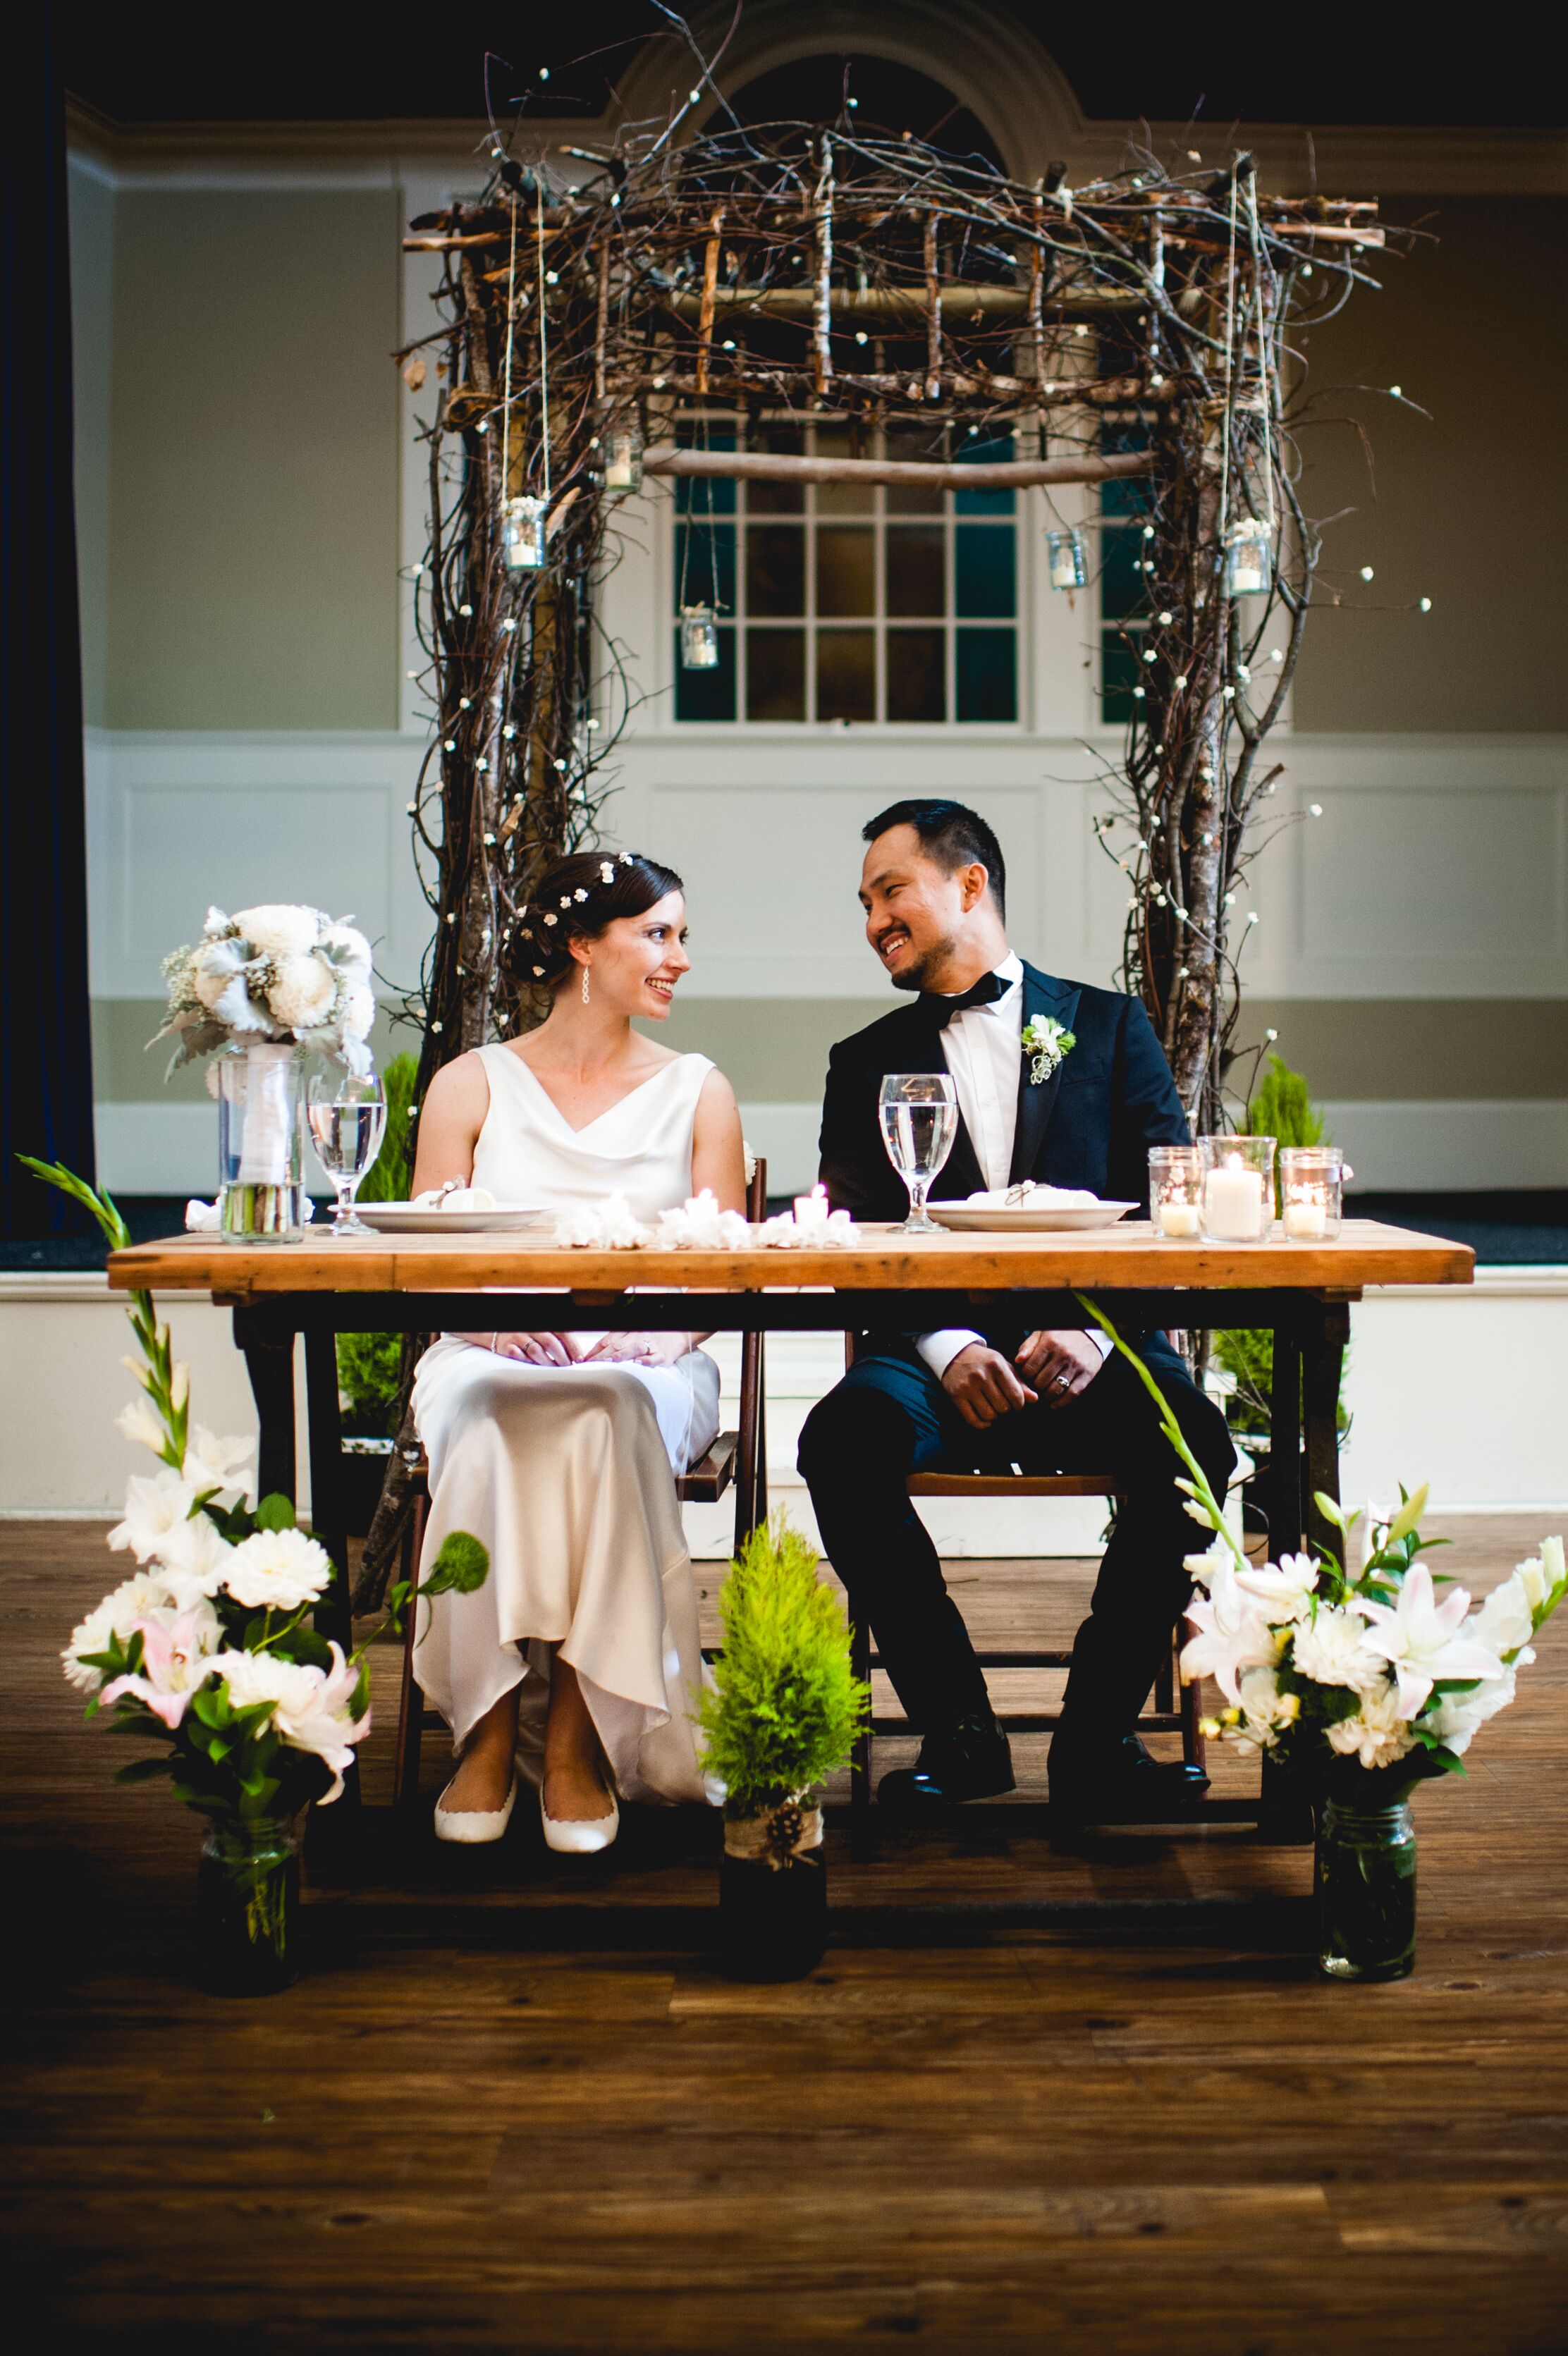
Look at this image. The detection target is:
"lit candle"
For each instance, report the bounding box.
[793,1185,831,1230]
[1158,1201,1202,1238]
[1284,1198,1328,1239]
[1203,1164,1266,1241]
[1230,556,1266,594]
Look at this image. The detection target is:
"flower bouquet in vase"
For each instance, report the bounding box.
[154,904,375,1242]
[697,1517,869,1982]
[1074,1294,1564,1982]
[27,1162,487,1993]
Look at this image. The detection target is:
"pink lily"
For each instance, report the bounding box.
[99,1607,221,1729]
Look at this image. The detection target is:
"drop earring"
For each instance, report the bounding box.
[581,964,590,1006]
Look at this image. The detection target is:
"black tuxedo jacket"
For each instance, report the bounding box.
[819,960,1189,1225]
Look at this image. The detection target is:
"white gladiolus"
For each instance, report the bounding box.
[1514,1538,1565,1617]
[231,902,321,959]
[221,1526,334,1612]
[1180,1560,1281,1702]
[1474,1576,1536,1662]
[170,1361,190,1410]
[1238,1551,1321,1623]
[266,954,336,1031]
[63,1570,173,1690]
[1326,1679,1418,1771]
[108,1470,200,1562]
[115,1395,167,1456]
[1290,1603,1385,1695]
[182,1425,254,1495]
[150,1510,235,1610]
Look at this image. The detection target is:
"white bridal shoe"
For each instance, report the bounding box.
[433,1774,518,1845]
[541,1783,620,1855]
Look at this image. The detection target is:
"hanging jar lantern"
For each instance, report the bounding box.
[604,429,644,492]
[1223,517,1272,599]
[502,493,548,571]
[680,603,721,669]
[1045,528,1086,592]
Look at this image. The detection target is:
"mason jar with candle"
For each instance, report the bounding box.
[502,493,548,571]
[680,603,721,669]
[1198,1134,1276,1242]
[604,429,644,491]
[1149,1144,1203,1239]
[1280,1145,1345,1241]
[1046,528,1086,592]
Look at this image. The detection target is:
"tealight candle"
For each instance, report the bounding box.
[1203,1164,1266,1241]
[1283,1199,1328,1239]
[1158,1201,1202,1237]
[793,1185,831,1229]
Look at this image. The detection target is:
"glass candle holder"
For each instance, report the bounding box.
[1046,527,1086,591]
[1223,517,1272,598]
[502,493,548,571]
[604,429,644,491]
[1280,1145,1345,1241]
[1199,1134,1277,1242]
[680,604,721,668]
[1149,1144,1203,1239]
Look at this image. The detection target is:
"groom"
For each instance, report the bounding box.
[798,799,1235,1829]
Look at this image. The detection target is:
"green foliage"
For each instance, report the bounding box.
[696,1516,869,1817]
[1246,1055,1328,1152]
[1218,1058,1336,1434]
[356,1052,418,1205]
[337,1053,419,1428]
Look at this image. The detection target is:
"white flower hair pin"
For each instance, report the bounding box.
[1021,1015,1076,1086]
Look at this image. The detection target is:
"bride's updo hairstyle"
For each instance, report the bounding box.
[512,849,685,993]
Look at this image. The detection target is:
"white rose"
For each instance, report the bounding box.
[221,1526,334,1612]
[233,904,321,959]
[265,953,337,1033]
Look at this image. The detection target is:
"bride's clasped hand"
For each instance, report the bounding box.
[407,849,745,1855]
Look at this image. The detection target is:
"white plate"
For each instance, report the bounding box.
[355,1203,549,1234]
[928,1201,1139,1232]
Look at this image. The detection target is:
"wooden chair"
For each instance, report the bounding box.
[843,1339,1206,1856]
[390,1160,771,1810]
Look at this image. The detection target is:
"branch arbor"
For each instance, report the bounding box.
[398,123,1385,1127]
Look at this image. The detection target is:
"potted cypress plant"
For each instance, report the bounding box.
[697,1518,869,1982]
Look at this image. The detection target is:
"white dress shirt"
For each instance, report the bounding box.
[916,952,1113,1386]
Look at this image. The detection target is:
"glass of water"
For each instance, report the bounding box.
[878,1072,958,1234]
[307,1069,386,1238]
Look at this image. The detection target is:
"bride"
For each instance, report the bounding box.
[408,849,746,1854]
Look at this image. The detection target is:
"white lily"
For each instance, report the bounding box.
[219,1641,369,1803]
[1237,1551,1321,1624]
[1359,1564,1505,1717]
[63,1569,174,1691]
[1473,1576,1537,1664]
[1424,1666,1517,1757]
[1180,1559,1281,1703]
[107,1470,200,1564]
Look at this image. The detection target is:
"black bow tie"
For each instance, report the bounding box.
[924,971,1011,1028]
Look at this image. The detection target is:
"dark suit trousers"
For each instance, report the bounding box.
[797,1342,1236,1748]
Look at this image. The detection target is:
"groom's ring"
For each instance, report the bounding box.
[1052,1373,1070,1392]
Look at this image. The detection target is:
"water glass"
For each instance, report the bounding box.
[878,1073,958,1234]
[1198,1134,1276,1242]
[1149,1144,1203,1239]
[307,1069,386,1239]
[1280,1145,1345,1241]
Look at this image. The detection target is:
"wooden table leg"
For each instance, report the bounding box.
[233,1307,296,1505]
[1304,1298,1351,1562]
[1268,1316,1304,1557]
[305,1327,353,1657]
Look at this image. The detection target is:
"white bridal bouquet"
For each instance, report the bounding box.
[154,902,376,1076]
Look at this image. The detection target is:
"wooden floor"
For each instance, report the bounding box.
[6,1518,1568,2352]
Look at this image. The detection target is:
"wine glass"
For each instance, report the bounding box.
[307,1069,386,1239]
[878,1072,958,1234]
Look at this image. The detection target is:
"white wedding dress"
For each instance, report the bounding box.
[410,1043,722,1804]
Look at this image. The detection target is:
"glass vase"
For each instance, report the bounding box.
[217,1041,306,1243]
[1314,1796,1416,1981]
[197,1822,300,1994]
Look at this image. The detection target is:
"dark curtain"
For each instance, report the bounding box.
[0,6,97,1236]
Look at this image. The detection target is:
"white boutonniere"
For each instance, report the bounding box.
[1021,1015,1076,1086]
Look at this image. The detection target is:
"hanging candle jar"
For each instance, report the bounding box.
[604,429,644,492]
[502,493,548,571]
[680,603,721,669]
[1223,517,1273,599]
[1046,528,1086,592]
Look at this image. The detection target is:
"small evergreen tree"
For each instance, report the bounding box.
[697,1517,869,1819]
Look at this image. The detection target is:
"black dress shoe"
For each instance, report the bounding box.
[878,1712,1015,1810]
[1048,1733,1210,1833]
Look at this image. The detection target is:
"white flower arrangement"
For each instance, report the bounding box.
[551,1189,861,1251]
[1075,1289,1567,1786]
[1021,1014,1076,1086]
[154,902,376,1077]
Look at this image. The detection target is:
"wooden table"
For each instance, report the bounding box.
[109,1217,1473,1659]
